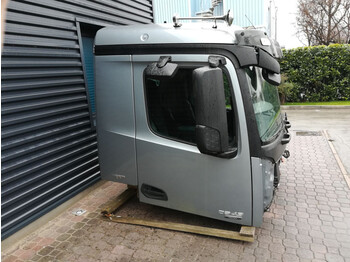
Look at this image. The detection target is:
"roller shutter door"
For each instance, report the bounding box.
[1,0,153,239]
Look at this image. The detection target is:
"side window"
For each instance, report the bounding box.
[145,67,235,145]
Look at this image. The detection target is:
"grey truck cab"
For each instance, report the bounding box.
[94,16,291,227]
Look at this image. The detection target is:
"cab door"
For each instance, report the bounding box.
[132,54,253,225]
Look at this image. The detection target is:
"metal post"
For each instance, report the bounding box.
[268,0,272,37]
[275,6,278,40]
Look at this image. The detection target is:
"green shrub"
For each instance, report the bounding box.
[278,75,294,104]
[280,44,350,102]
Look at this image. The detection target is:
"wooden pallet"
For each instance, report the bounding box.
[100,188,255,242]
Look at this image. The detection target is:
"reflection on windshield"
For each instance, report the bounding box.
[246,67,282,142]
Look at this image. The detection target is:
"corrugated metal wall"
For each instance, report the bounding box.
[190,0,223,17]
[1,0,153,240]
[153,0,264,27]
[225,0,264,27]
[153,0,190,24]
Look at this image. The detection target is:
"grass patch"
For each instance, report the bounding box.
[283,101,350,106]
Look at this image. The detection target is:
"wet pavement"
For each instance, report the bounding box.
[2,124,350,261]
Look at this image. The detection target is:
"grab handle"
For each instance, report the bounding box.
[284,120,291,129]
[281,133,291,145]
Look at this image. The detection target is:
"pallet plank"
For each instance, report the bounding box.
[100,187,255,242]
[100,188,136,215]
[239,226,255,237]
[107,216,254,242]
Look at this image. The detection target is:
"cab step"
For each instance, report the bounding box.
[100,187,255,242]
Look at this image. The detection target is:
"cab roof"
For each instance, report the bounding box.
[94,23,243,46]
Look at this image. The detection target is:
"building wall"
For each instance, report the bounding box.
[1,0,153,240]
[153,0,190,24]
[153,0,264,28]
[224,0,264,28]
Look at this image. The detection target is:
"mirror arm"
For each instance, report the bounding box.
[208,56,227,68]
[157,56,172,68]
[217,147,238,159]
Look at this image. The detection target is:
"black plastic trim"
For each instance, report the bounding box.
[234,68,263,157]
[261,128,289,162]
[95,44,259,68]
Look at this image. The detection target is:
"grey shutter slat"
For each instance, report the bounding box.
[2,128,93,162]
[2,134,96,174]
[2,152,98,197]
[5,23,79,40]
[7,1,76,21]
[2,141,98,185]
[2,103,88,127]
[2,112,90,139]
[2,68,83,80]
[2,95,88,115]
[2,46,81,58]
[2,78,85,91]
[2,86,85,101]
[6,12,77,31]
[2,120,91,150]
[2,162,98,211]
[3,34,80,49]
[1,0,153,240]
[1,171,100,232]
[2,58,82,68]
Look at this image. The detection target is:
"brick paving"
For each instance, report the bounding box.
[2,131,350,262]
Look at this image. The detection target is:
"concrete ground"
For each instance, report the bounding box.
[2,110,350,262]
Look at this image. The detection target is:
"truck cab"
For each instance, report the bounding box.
[94,19,290,227]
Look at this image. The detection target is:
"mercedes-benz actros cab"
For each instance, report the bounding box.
[94,12,291,227]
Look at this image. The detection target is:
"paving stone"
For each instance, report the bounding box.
[2,255,19,262]
[340,248,350,258]
[311,243,327,254]
[37,255,56,262]
[283,238,299,249]
[324,239,341,248]
[282,253,300,262]
[49,249,61,257]
[325,253,345,262]
[297,248,314,259]
[56,233,71,242]
[238,253,256,262]
[257,234,272,243]
[29,255,43,261]
[268,242,285,254]
[328,247,341,254]
[309,229,325,239]
[254,247,271,260]
[271,229,285,239]
[37,246,54,256]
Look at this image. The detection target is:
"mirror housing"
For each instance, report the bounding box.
[262,69,281,86]
[258,48,280,74]
[193,66,229,155]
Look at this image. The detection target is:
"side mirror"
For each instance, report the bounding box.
[193,66,229,155]
[258,48,280,74]
[262,69,281,86]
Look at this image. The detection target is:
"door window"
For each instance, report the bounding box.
[145,67,236,146]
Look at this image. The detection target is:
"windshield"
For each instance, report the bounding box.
[245,67,282,142]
